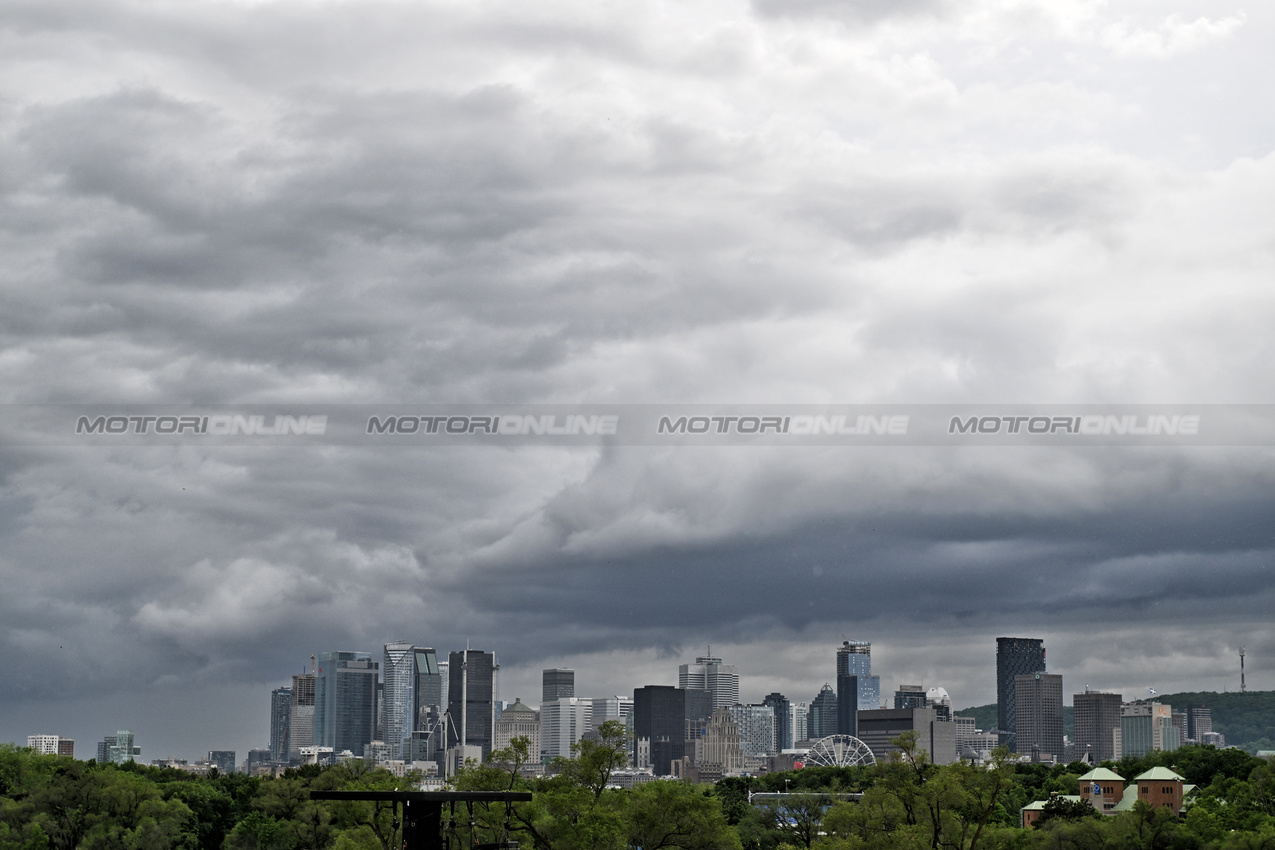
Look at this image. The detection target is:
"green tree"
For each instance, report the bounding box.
[626,782,741,850]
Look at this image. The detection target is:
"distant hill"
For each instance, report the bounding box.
[955,690,1275,755]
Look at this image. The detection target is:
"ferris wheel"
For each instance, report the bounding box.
[803,735,876,768]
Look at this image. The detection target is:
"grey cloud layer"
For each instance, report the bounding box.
[1,0,1272,759]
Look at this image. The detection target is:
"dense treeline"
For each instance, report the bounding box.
[7,726,1275,850]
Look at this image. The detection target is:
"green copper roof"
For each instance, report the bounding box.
[1078,768,1125,782]
[1134,767,1185,782]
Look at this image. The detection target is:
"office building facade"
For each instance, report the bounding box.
[807,683,838,740]
[679,655,740,709]
[290,670,316,761]
[315,651,379,756]
[1014,673,1063,762]
[543,669,575,703]
[763,692,792,750]
[447,649,498,759]
[633,685,712,776]
[836,641,880,711]
[996,637,1046,747]
[270,687,292,763]
[857,708,956,765]
[382,642,416,759]
[1073,690,1122,764]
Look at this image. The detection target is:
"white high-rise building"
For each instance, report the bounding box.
[678,654,740,709]
[541,697,592,761]
[382,642,416,760]
[27,735,60,755]
[790,702,809,744]
[589,696,634,737]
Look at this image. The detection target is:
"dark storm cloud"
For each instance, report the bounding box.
[1,0,1273,759]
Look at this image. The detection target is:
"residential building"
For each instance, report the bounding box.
[26,735,60,756]
[57,739,74,758]
[679,655,740,710]
[96,735,116,763]
[1014,673,1063,762]
[290,668,317,761]
[727,704,777,757]
[789,701,809,745]
[208,751,236,773]
[996,637,1046,748]
[314,651,379,757]
[270,687,292,763]
[895,685,927,710]
[1073,690,1122,764]
[105,730,140,764]
[543,669,575,703]
[1187,705,1212,742]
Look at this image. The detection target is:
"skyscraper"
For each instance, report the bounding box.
[541,697,592,760]
[633,685,712,776]
[836,641,881,711]
[678,655,740,709]
[382,642,417,759]
[763,692,792,751]
[836,673,858,736]
[1073,689,1122,763]
[270,687,292,763]
[543,669,575,703]
[447,649,498,759]
[995,637,1046,747]
[1014,673,1063,762]
[314,651,379,756]
[290,667,316,762]
[807,683,838,740]
[412,647,443,761]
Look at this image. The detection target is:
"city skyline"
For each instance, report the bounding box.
[2,0,1274,769]
[15,634,1256,765]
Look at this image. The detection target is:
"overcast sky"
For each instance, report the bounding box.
[2,0,1274,763]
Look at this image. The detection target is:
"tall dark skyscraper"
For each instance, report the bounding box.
[269,687,292,763]
[543,668,575,703]
[836,640,880,711]
[314,651,379,757]
[763,692,792,751]
[633,685,712,776]
[836,674,858,737]
[447,649,498,759]
[807,683,838,740]
[996,637,1046,747]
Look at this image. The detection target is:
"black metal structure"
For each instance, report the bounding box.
[309,790,533,850]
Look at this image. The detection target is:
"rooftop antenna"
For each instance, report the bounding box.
[1241,646,1247,693]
